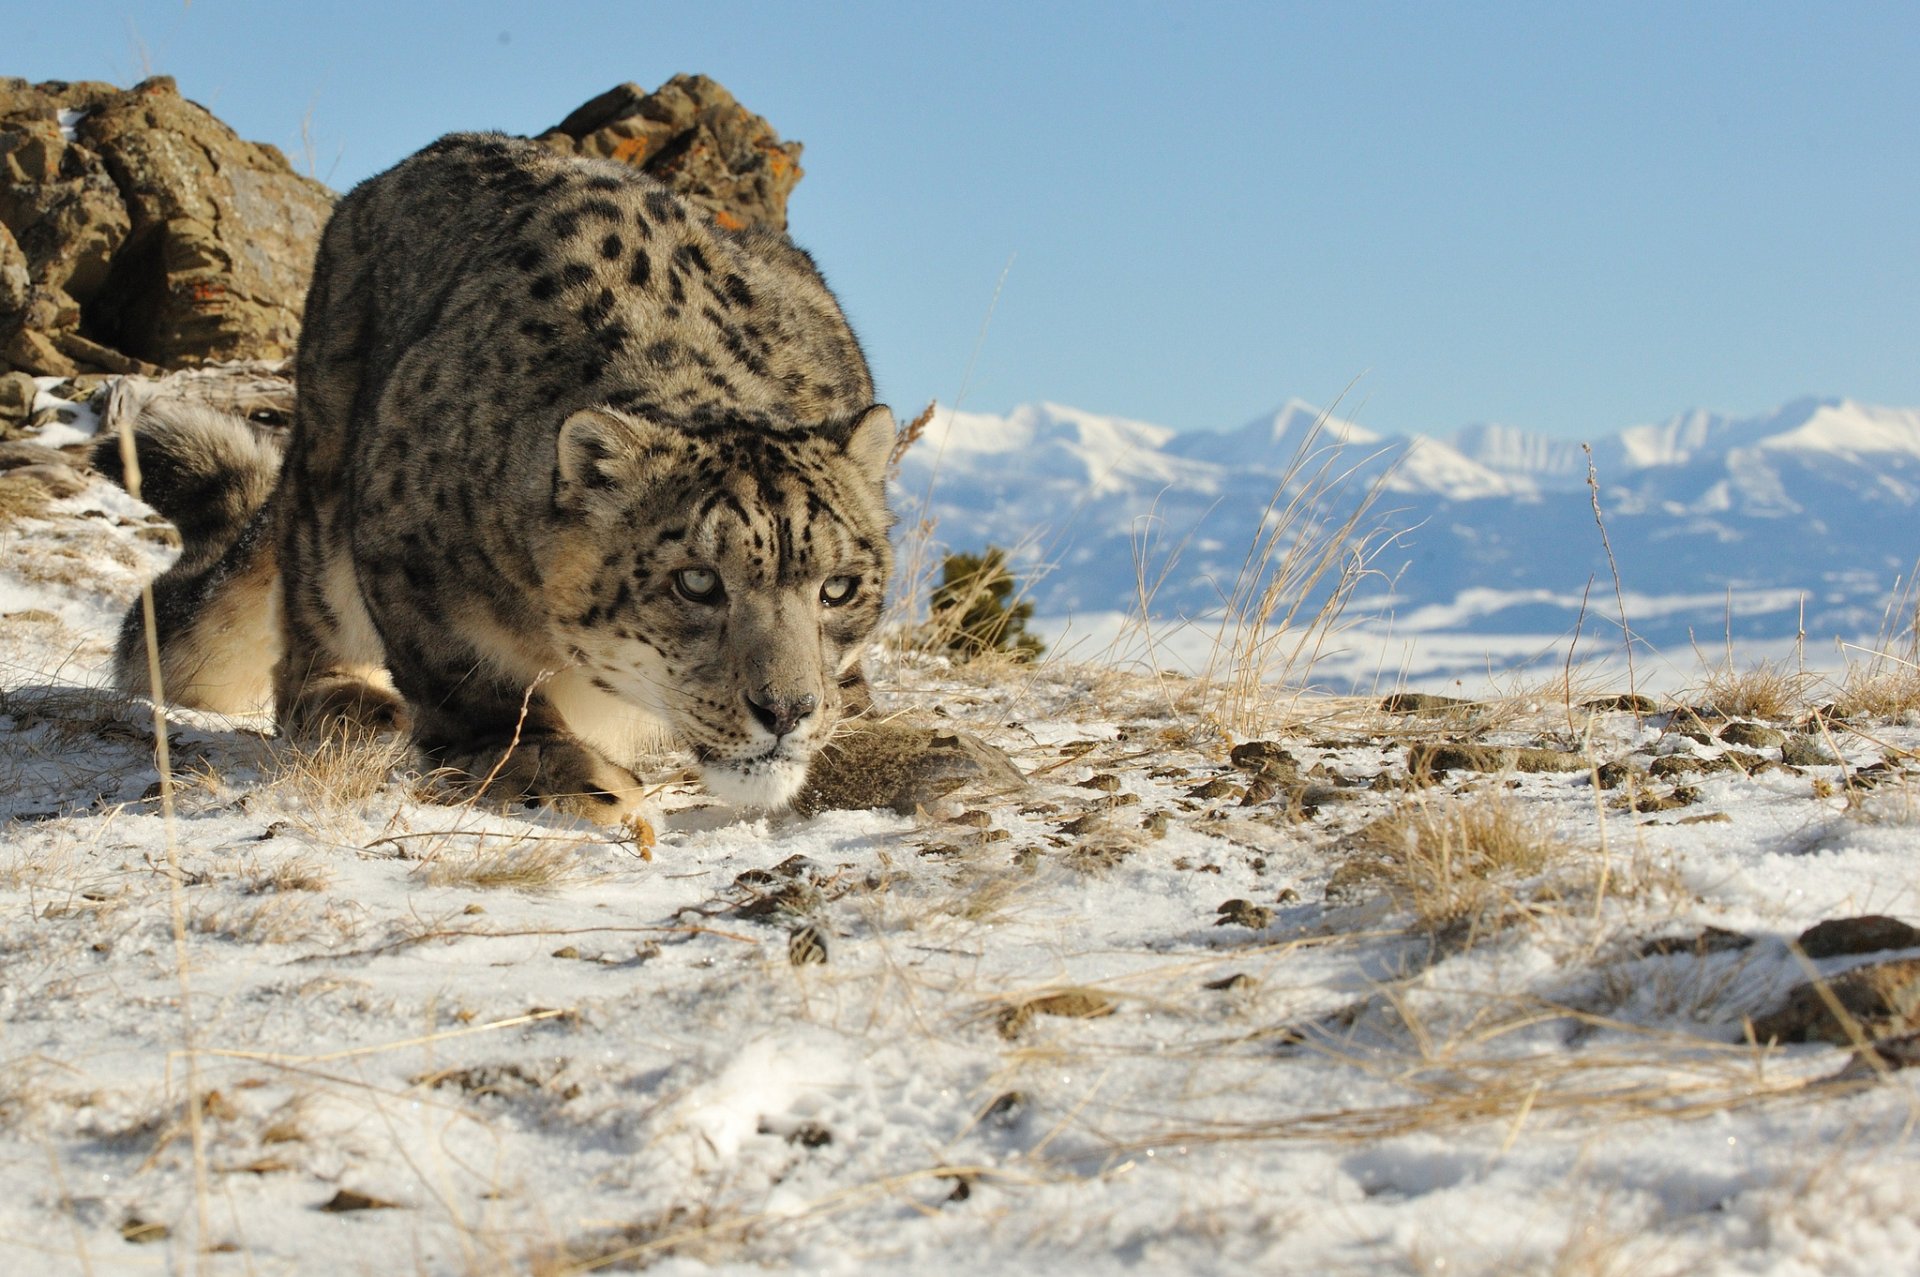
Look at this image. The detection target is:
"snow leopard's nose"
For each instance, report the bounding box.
[745,688,818,738]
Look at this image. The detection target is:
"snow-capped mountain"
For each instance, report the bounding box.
[893,396,1920,646]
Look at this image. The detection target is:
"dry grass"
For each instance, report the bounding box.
[243,853,333,895]
[261,721,414,811]
[1692,657,1820,719]
[1122,401,1404,736]
[189,893,335,945]
[1833,562,1920,719]
[1833,660,1920,720]
[1336,792,1580,936]
[414,834,584,891]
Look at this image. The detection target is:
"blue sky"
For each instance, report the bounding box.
[17,1,1919,438]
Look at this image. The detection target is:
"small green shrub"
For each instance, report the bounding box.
[925,547,1044,662]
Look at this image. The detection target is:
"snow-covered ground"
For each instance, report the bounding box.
[4,397,1920,1275]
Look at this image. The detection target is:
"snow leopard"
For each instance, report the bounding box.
[102,133,899,824]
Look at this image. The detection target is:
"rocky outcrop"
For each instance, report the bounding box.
[536,74,804,233]
[0,76,334,376]
[2,74,803,376]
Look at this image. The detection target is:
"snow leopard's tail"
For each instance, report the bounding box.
[92,399,287,715]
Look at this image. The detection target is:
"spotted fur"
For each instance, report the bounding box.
[109,133,895,822]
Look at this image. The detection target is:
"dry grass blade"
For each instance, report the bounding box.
[1133,397,1405,735]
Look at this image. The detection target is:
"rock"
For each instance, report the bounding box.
[997,988,1114,1038]
[794,722,1025,816]
[2,324,76,377]
[1214,899,1272,930]
[1187,778,1246,800]
[1780,735,1836,766]
[0,221,30,315]
[1380,692,1469,713]
[3,75,799,372]
[1582,693,1659,713]
[1593,759,1644,789]
[1796,915,1920,960]
[0,370,36,425]
[1229,740,1298,775]
[0,76,334,371]
[1719,721,1786,749]
[1749,957,1920,1046]
[1407,743,1589,777]
[536,74,804,232]
[52,329,159,376]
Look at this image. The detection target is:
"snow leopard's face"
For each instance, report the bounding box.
[546,405,895,808]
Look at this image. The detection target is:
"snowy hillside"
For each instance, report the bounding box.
[5,379,1920,1275]
[896,396,1920,655]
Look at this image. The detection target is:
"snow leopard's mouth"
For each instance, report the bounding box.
[695,744,813,810]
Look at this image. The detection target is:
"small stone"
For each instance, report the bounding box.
[1719,721,1786,748]
[1203,972,1257,991]
[550,945,581,959]
[1593,759,1644,789]
[317,1189,401,1213]
[1749,956,1920,1046]
[997,987,1115,1038]
[1797,915,1920,960]
[1781,735,1837,767]
[1076,772,1121,792]
[1229,740,1296,772]
[120,1216,170,1244]
[1380,692,1468,713]
[1214,899,1272,930]
[1187,778,1245,801]
[1581,694,1659,713]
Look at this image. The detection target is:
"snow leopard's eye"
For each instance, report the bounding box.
[673,568,724,604]
[820,575,858,607]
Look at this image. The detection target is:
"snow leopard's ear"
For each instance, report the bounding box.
[555,408,676,514]
[836,404,895,485]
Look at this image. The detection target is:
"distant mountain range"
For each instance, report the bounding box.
[892,396,1920,646]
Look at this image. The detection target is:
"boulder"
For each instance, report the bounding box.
[536,74,804,232]
[0,76,331,372]
[0,73,799,375]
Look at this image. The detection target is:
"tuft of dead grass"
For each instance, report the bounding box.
[1691,657,1819,720]
[415,835,583,891]
[261,721,413,811]
[1125,398,1405,736]
[1336,792,1578,936]
[189,893,332,945]
[244,854,333,895]
[1834,562,1920,720]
